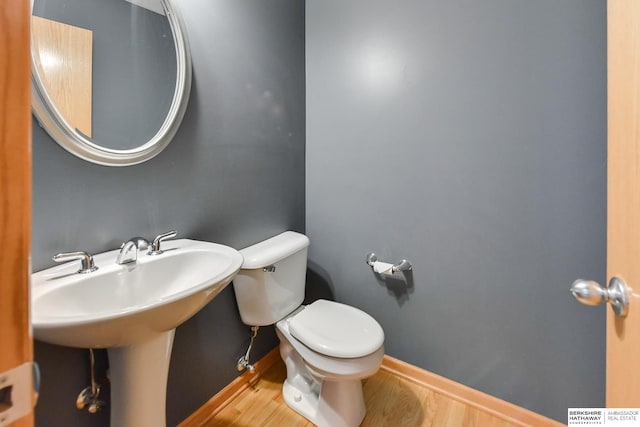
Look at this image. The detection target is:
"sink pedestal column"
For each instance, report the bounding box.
[107,329,175,427]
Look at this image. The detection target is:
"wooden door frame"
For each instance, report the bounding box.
[0,0,34,425]
[607,0,640,407]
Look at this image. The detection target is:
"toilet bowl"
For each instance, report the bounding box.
[232,231,385,427]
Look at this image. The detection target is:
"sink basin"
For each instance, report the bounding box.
[31,238,243,427]
[32,238,243,348]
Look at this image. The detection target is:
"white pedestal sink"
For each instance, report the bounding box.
[31,239,243,427]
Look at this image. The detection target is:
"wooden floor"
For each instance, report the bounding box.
[203,359,521,427]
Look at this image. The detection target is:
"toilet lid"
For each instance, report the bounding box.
[288,299,384,358]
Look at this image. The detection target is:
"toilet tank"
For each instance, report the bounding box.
[233,231,310,326]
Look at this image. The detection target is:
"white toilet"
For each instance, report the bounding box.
[233,231,385,427]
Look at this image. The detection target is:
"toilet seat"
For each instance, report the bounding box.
[288,299,385,358]
[276,317,384,380]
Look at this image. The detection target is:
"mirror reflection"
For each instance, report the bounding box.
[32,0,181,152]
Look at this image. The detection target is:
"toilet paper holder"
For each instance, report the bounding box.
[366,253,412,274]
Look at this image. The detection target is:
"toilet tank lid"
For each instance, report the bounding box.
[239,231,310,269]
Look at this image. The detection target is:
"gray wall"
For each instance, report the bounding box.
[32,0,304,425]
[306,0,606,423]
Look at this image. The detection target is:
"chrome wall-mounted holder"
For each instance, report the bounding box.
[366,253,412,275]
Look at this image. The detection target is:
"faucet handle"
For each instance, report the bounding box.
[52,251,98,274]
[149,230,177,255]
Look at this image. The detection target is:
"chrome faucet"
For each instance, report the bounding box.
[116,237,150,265]
[116,231,177,264]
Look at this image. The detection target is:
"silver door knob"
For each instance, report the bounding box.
[570,277,629,317]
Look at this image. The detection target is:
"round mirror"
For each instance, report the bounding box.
[30,0,192,166]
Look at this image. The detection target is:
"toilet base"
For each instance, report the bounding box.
[282,377,366,427]
[275,305,382,427]
[279,330,367,427]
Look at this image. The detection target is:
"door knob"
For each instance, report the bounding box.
[570,277,629,317]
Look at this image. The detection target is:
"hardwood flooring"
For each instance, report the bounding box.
[202,358,522,427]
